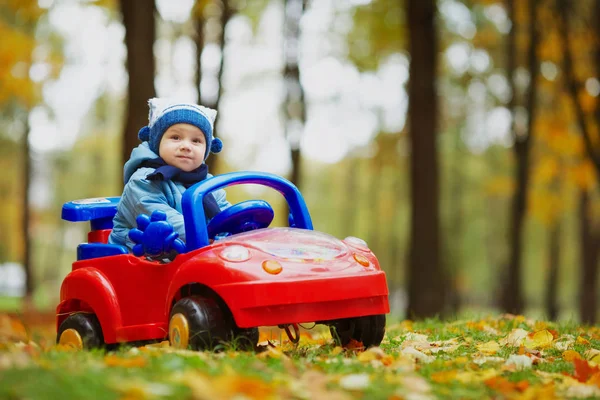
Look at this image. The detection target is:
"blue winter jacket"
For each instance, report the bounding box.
[108,142,230,250]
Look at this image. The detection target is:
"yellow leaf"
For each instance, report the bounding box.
[257,346,286,359]
[524,330,554,349]
[584,349,600,364]
[431,370,457,383]
[562,350,582,362]
[477,341,500,355]
[104,355,146,368]
[357,347,394,366]
[576,336,590,345]
[331,346,344,356]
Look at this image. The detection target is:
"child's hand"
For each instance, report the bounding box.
[129,211,186,258]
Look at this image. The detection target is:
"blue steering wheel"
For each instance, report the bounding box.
[206,200,274,239]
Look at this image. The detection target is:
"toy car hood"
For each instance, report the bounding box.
[213,227,373,270]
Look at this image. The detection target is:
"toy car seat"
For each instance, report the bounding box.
[62,197,128,260]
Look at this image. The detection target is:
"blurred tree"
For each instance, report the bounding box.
[283,0,308,187]
[347,0,405,291]
[557,0,600,323]
[120,0,156,169]
[0,1,56,302]
[501,0,540,315]
[193,1,206,109]
[195,0,233,173]
[406,0,446,318]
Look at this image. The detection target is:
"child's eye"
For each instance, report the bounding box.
[193,138,202,144]
[171,135,180,140]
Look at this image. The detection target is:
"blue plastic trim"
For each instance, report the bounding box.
[91,216,115,231]
[77,243,129,261]
[182,171,313,250]
[62,197,121,223]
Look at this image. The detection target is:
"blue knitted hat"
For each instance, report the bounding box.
[137,98,223,160]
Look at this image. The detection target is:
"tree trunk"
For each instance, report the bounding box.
[205,0,233,173]
[557,0,600,175]
[545,221,560,320]
[501,0,539,314]
[194,8,204,104]
[120,0,156,168]
[22,115,33,302]
[283,0,307,187]
[578,189,599,324]
[446,128,464,314]
[406,0,445,318]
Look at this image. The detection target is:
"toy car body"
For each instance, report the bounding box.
[56,172,389,350]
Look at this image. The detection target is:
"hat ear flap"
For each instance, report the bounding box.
[138,126,150,141]
[210,137,223,153]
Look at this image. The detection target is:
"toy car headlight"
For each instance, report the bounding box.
[343,236,370,252]
[219,245,250,262]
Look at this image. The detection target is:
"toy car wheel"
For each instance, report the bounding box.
[232,327,259,351]
[57,313,104,350]
[329,314,386,348]
[169,296,232,351]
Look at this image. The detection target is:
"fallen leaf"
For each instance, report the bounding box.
[573,358,600,383]
[257,346,287,359]
[576,336,591,345]
[554,335,575,351]
[104,355,147,368]
[500,328,529,347]
[477,340,500,355]
[357,346,393,365]
[401,346,434,363]
[431,370,458,383]
[584,349,600,364]
[524,330,554,349]
[339,373,370,390]
[485,376,519,395]
[504,354,533,370]
[472,355,505,365]
[345,339,364,351]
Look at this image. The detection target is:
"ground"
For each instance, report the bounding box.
[2,312,600,399]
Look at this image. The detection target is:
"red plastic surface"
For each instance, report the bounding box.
[57,227,390,344]
[88,229,112,244]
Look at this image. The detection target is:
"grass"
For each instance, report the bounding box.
[2,313,600,399]
[0,296,22,312]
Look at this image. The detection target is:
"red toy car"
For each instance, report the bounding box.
[57,171,389,350]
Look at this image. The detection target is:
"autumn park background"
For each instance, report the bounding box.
[2,0,600,325]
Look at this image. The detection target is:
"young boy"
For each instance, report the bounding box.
[109,98,230,250]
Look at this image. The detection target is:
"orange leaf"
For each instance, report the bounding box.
[576,336,591,345]
[515,380,530,392]
[484,376,517,394]
[346,339,364,351]
[588,372,600,388]
[573,358,600,382]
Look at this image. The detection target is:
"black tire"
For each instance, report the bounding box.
[57,313,104,349]
[329,314,386,348]
[232,327,259,351]
[169,296,232,351]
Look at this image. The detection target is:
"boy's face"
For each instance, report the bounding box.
[159,123,206,172]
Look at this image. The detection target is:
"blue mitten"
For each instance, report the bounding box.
[129,210,186,257]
